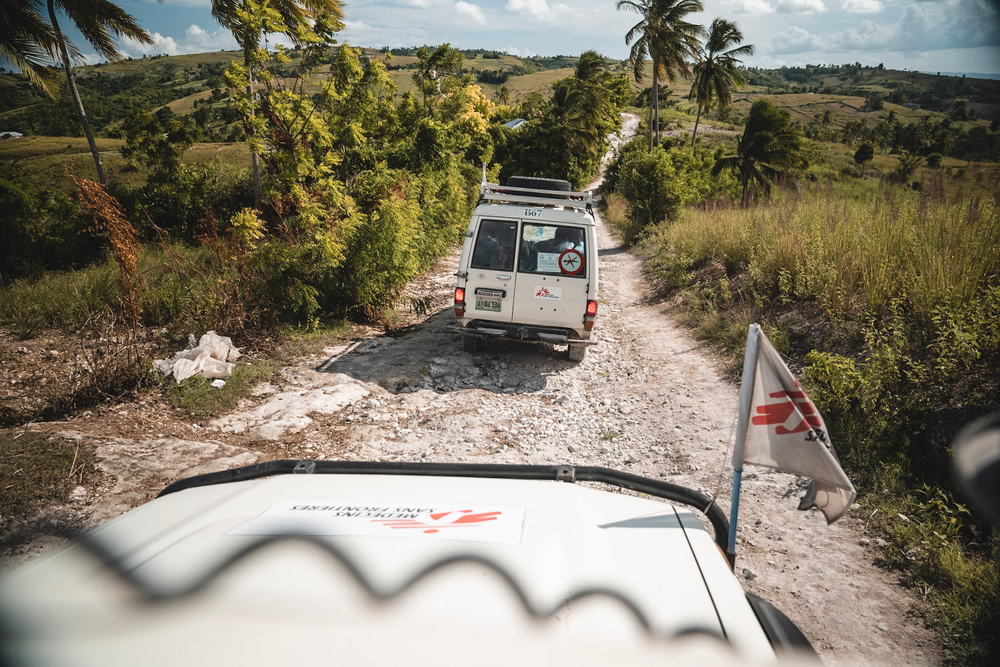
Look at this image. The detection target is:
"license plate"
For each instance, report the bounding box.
[475,297,502,312]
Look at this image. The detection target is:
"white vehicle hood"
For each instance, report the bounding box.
[1,474,775,665]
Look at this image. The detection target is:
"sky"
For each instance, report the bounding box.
[46,0,1000,75]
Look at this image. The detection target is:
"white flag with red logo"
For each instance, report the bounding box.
[732,326,856,524]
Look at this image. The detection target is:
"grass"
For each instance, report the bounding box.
[0,431,93,521]
[164,359,280,418]
[627,173,1000,664]
[0,245,226,337]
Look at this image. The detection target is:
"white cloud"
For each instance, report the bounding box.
[772,26,825,53]
[504,45,537,57]
[841,0,882,13]
[769,2,1000,56]
[774,0,826,13]
[735,0,777,14]
[119,25,237,58]
[506,0,570,25]
[398,0,435,7]
[455,2,486,24]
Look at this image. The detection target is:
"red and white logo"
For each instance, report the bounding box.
[229,501,526,544]
[372,509,502,534]
[751,385,823,435]
[533,285,562,301]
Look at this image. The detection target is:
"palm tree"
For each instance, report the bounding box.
[549,52,613,160]
[0,0,61,97]
[712,98,802,206]
[45,0,155,186]
[688,18,752,147]
[617,0,703,151]
[496,84,510,105]
[211,0,344,208]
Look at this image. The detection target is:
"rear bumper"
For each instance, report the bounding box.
[449,321,596,345]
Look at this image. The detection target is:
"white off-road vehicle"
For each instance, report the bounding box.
[0,461,818,665]
[450,176,599,361]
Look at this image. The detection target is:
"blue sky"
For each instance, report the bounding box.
[51,0,1000,74]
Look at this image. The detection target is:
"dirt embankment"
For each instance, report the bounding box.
[0,115,939,665]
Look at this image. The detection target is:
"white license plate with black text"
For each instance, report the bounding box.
[475,297,502,312]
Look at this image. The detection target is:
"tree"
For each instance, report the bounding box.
[688,17,752,147]
[712,98,802,205]
[617,0,704,151]
[549,51,615,166]
[211,0,344,207]
[853,141,874,167]
[411,43,463,116]
[46,0,155,185]
[864,93,884,112]
[894,151,922,181]
[0,0,61,97]
[820,109,833,127]
[496,84,510,105]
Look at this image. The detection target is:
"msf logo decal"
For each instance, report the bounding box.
[372,510,502,534]
[751,382,828,444]
[533,285,562,301]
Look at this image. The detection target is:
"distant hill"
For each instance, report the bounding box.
[0,50,997,162]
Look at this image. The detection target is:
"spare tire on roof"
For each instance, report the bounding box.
[506,176,572,192]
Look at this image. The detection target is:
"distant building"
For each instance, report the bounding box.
[502,118,527,130]
[0,131,23,139]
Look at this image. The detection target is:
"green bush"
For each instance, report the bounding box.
[602,138,737,244]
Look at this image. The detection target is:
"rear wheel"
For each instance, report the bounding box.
[462,335,480,353]
[567,345,586,361]
[506,176,572,192]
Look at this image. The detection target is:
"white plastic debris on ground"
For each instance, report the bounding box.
[154,331,242,384]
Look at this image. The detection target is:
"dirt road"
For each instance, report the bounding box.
[1,116,939,665]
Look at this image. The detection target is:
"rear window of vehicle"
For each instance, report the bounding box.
[471,219,518,272]
[518,223,587,277]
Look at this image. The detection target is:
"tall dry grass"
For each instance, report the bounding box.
[642,173,1000,325]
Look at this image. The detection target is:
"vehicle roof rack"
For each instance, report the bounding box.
[479,182,594,211]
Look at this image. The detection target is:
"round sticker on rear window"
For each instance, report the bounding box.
[558,249,584,275]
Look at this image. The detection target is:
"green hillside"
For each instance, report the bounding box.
[2,52,997,165]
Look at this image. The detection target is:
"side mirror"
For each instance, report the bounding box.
[953,412,1000,527]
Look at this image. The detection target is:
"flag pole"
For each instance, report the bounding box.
[728,324,761,560]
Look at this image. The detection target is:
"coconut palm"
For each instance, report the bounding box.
[0,0,61,97]
[712,98,802,206]
[688,18,752,147]
[549,52,613,158]
[46,0,155,185]
[211,0,344,207]
[496,84,510,105]
[617,0,703,151]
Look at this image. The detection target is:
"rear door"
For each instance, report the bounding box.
[464,217,519,324]
[511,221,591,330]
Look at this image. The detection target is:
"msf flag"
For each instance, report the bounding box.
[732,325,856,524]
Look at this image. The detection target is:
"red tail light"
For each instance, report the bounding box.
[454,287,465,317]
[584,300,597,330]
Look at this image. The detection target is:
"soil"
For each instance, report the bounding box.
[0,115,940,665]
